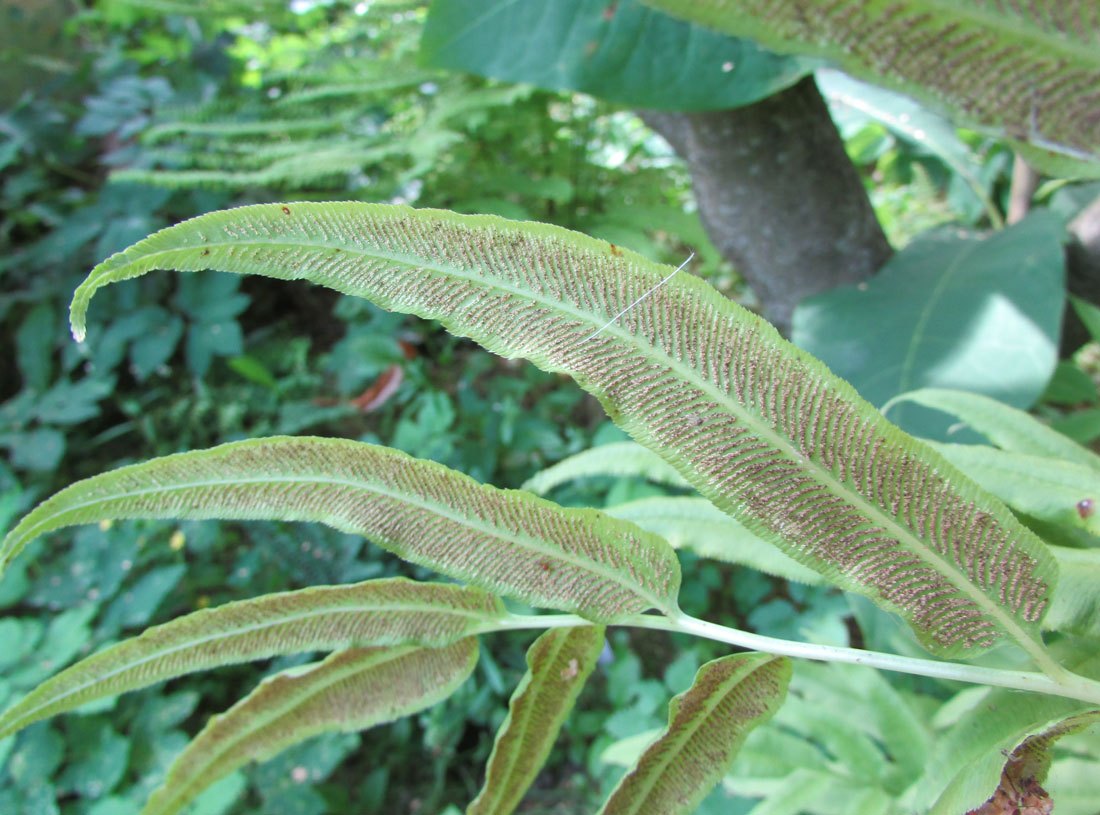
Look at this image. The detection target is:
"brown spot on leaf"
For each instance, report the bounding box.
[1076,498,1094,519]
[281,206,291,215]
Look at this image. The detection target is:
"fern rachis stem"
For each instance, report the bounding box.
[493,612,1100,705]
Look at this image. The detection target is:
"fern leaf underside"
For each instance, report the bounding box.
[2,437,682,624]
[0,578,502,740]
[639,0,1100,165]
[69,203,1057,659]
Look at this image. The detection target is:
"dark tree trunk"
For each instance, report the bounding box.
[1063,193,1100,352]
[641,75,893,335]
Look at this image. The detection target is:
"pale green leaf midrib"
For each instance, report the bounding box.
[1,598,494,734]
[20,470,669,613]
[87,232,1042,656]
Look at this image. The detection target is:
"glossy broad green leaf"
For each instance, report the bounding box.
[638,0,1100,173]
[597,652,790,815]
[468,626,605,815]
[926,442,1100,534]
[2,437,681,623]
[142,639,478,815]
[793,212,1066,441]
[0,578,503,740]
[421,0,810,111]
[68,202,1059,660]
[522,441,689,495]
[886,388,1100,471]
[604,496,826,585]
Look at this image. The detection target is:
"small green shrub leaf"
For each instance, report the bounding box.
[468,625,605,815]
[66,203,1058,660]
[1,437,681,623]
[522,441,689,494]
[0,578,503,740]
[597,652,790,815]
[142,639,478,815]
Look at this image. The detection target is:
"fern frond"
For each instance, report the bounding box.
[67,203,1058,661]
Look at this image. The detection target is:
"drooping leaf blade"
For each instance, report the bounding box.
[468,625,605,815]
[522,441,689,495]
[142,639,478,815]
[637,0,1100,173]
[0,577,504,740]
[597,652,790,815]
[886,388,1100,471]
[604,496,827,585]
[1,436,682,623]
[68,202,1059,660]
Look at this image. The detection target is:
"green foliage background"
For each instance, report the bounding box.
[2,1,1099,813]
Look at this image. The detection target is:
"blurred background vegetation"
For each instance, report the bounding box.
[3,2,1099,814]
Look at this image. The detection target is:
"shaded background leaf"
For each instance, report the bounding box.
[421,0,811,111]
[792,211,1066,441]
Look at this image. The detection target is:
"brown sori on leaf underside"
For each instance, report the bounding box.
[72,203,1057,656]
[639,0,1100,163]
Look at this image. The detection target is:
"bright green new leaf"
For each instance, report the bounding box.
[142,639,478,815]
[638,0,1100,173]
[1,437,681,623]
[67,203,1058,660]
[927,442,1100,534]
[0,578,504,740]
[887,388,1100,471]
[522,441,689,495]
[597,652,790,815]
[604,496,826,585]
[468,625,605,815]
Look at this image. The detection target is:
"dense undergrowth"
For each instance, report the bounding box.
[3,2,1100,814]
